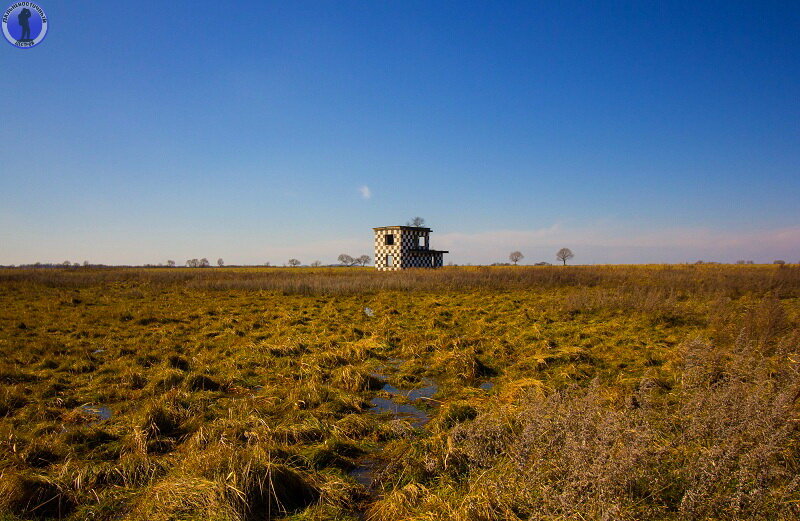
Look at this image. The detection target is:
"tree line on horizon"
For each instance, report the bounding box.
[4,251,797,269]
[501,247,575,266]
[6,216,794,268]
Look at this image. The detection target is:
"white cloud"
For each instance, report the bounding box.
[358,185,372,199]
[435,223,800,265]
[4,211,797,266]
[240,223,799,266]
[255,237,370,265]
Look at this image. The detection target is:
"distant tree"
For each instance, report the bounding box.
[199,258,210,268]
[83,260,90,267]
[217,258,224,267]
[357,254,371,266]
[407,216,426,227]
[338,254,355,266]
[264,262,271,267]
[167,260,176,267]
[73,262,80,267]
[556,248,574,266]
[186,259,199,268]
[288,258,301,267]
[774,260,786,265]
[310,260,322,267]
[62,260,71,267]
[736,260,746,264]
[535,261,552,266]
[509,251,524,265]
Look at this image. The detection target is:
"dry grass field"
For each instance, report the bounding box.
[0,265,798,520]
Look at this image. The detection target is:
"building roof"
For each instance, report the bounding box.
[373,225,432,232]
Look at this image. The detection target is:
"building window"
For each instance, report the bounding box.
[418,236,425,248]
[385,234,394,245]
[386,255,394,267]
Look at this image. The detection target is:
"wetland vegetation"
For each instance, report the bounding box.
[0,265,798,520]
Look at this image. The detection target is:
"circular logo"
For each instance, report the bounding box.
[3,2,48,49]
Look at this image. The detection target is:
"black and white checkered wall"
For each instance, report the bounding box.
[374,228,403,271]
[374,227,443,270]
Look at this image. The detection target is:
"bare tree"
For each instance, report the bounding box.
[310,260,322,267]
[167,260,176,267]
[62,260,71,267]
[217,258,224,267]
[338,254,355,266]
[774,260,786,265]
[357,254,371,266]
[407,216,426,227]
[199,258,210,268]
[288,258,301,267]
[83,260,90,267]
[509,251,524,265]
[556,248,574,266]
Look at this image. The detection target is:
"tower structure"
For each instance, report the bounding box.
[373,226,448,270]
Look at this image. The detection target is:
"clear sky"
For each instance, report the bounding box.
[2,1,798,265]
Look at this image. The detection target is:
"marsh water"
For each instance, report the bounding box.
[79,404,113,422]
[368,376,439,427]
[350,359,495,490]
[350,363,439,487]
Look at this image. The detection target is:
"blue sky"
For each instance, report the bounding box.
[1,1,798,265]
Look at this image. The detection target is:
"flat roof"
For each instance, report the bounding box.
[373,226,432,232]
[408,249,449,254]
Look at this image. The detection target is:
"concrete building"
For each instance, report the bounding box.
[373,226,448,270]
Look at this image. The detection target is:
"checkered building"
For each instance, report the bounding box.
[373,226,448,270]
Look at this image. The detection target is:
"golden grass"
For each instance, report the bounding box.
[0,265,797,520]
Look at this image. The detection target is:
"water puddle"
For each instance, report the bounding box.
[79,405,112,422]
[352,362,440,488]
[368,396,429,428]
[378,378,438,402]
[368,373,439,426]
[349,360,497,517]
[350,457,379,488]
